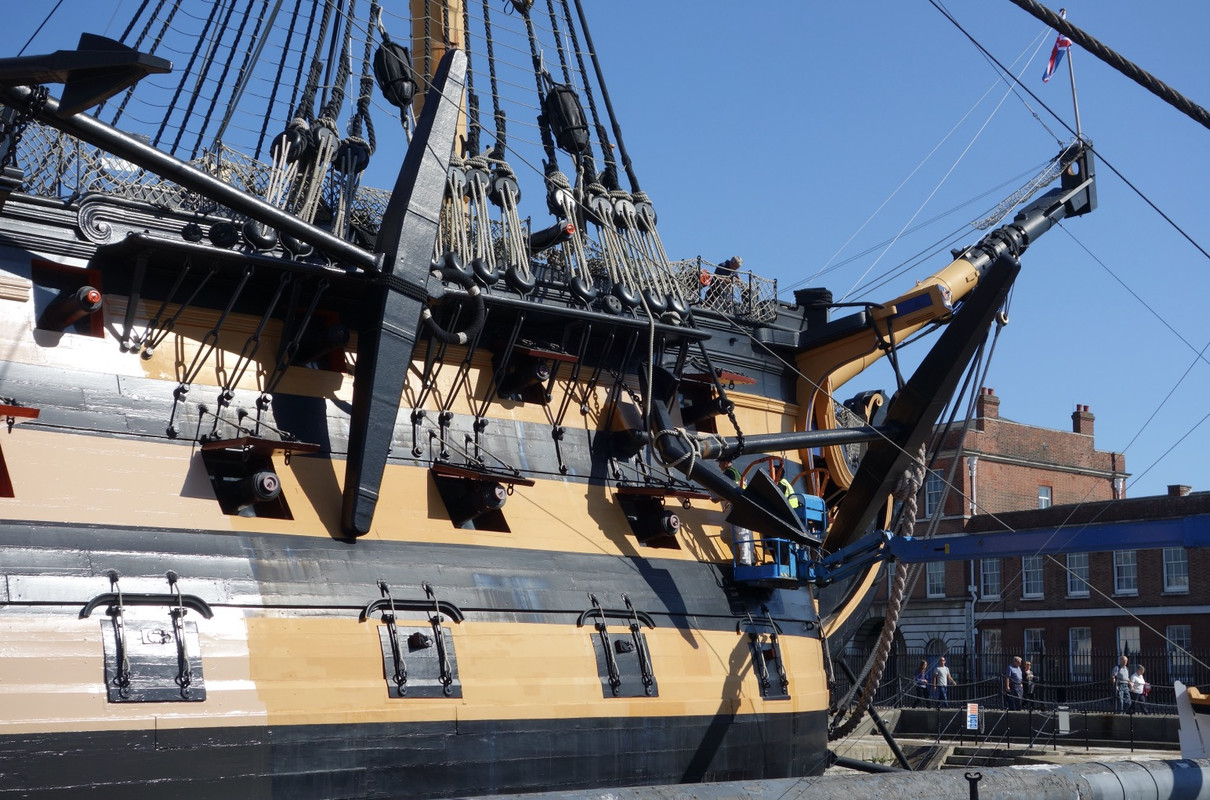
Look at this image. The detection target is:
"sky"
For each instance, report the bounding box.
[5,1,1210,501]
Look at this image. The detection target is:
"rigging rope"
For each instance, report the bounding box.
[558,0,608,183]
[105,0,173,125]
[152,0,227,150]
[829,445,926,741]
[209,0,277,155]
[332,0,379,235]
[516,4,559,174]
[255,0,307,161]
[1006,0,1210,131]
[172,0,241,158]
[480,0,507,157]
[459,0,480,155]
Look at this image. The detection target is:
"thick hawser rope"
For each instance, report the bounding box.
[829,445,926,741]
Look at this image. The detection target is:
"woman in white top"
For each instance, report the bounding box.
[1129,665,1147,714]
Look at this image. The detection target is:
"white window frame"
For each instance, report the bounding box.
[1069,627,1091,681]
[923,469,944,518]
[1164,547,1190,593]
[980,558,1001,600]
[926,560,946,598]
[1116,625,1140,657]
[1038,485,1052,509]
[1022,555,1044,598]
[1168,625,1194,683]
[1024,628,1044,659]
[1066,552,1090,597]
[982,628,1002,679]
[1113,550,1138,595]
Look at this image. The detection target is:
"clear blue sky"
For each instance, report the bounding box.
[6,1,1209,501]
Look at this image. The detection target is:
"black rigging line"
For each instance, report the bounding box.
[199,0,267,158]
[347,0,377,153]
[544,0,601,184]
[482,0,508,156]
[102,0,170,124]
[929,0,1210,266]
[319,0,354,122]
[1006,0,1210,132]
[171,0,241,157]
[287,0,322,122]
[516,5,559,173]
[460,0,480,154]
[295,0,336,122]
[117,0,157,44]
[543,0,573,85]
[569,0,639,192]
[18,0,65,56]
[559,0,606,184]
[153,0,227,150]
[318,0,348,115]
[256,0,308,161]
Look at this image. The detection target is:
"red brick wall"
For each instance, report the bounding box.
[877,392,1125,604]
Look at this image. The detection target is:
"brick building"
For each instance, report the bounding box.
[963,487,1210,690]
[855,387,1128,658]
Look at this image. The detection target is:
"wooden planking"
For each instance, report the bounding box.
[0,613,825,736]
[0,425,744,561]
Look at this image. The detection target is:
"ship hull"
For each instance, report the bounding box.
[0,425,829,798]
[0,713,828,799]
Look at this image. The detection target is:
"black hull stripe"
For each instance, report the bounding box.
[0,712,829,799]
[0,520,818,633]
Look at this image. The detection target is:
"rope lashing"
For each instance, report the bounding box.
[331,135,372,239]
[543,169,595,303]
[293,115,340,224]
[488,157,534,294]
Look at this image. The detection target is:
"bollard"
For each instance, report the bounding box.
[964,771,982,800]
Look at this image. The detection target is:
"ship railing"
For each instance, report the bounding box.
[673,258,778,322]
[733,536,802,584]
[14,124,780,324]
[13,123,390,230]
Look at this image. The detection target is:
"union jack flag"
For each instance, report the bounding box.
[1042,33,1072,83]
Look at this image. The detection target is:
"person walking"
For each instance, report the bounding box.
[1130,665,1148,714]
[913,660,930,708]
[1023,660,1038,708]
[933,656,955,707]
[1111,655,1131,713]
[1004,656,1024,710]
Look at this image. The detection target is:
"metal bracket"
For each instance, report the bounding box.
[580,594,658,699]
[738,606,790,700]
[362,581,463,699]
[87,571,209,703]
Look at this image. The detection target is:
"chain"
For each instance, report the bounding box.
[1,85,48,169]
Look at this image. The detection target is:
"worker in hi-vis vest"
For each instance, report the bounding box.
[771,462,801,510]
[719,457,754,566]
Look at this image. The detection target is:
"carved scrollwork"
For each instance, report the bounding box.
[77,193,233,246]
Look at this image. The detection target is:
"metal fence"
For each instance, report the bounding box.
[837,647,1203,714]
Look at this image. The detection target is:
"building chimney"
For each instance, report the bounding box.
[975,387,999,431]
[1072,404,1094,436]
[1168,484,1192,497]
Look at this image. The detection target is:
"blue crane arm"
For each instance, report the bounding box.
[807,512,1210,586]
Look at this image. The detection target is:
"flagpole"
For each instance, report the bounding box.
[1069,35,1089,139]
[1062,9,1083,139]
